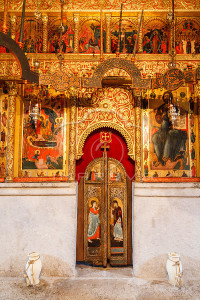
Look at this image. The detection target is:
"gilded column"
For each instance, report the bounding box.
[2,0,8,33]
[135,95,142,181]
[105,13,111,53]
[137,13,143,53]
[195,82,200,177]
[73,13,80,53]
[10,15,17,40]
[6,82,17,182]
[69,96,77,181]
[42,14,48,53]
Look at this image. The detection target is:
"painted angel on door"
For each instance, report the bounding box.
[88,199,100,245]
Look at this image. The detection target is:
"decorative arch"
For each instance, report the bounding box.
[0,32,39,83]
[82,58,151,89]
[77,122,135,160]
[143,17,168,28]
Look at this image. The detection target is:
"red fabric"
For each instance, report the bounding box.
[90,207,99,214]
[88,224,100,240]
[76,129,135,182]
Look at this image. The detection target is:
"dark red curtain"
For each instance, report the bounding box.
[76,128,135,182]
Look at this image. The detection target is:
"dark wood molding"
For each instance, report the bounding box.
[0,32,39,83]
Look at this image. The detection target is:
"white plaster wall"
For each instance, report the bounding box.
[133,182,200,280]
[0,182,77,277]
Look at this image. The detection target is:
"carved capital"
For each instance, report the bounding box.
[74,13,80,23]
[42,14,48,24]
[10,14,17,24]
[10,16,17,40]
[6,81,17,96]
[105,13,112,23]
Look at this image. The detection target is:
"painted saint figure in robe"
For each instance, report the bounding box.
[88,200,100,245]
[151,91,188,168]
[22,97,64,171]
[110,166,122,182]
[143,27,169,54]
[112,200,123,241]
[88,163,101,181]
[79,21,105,54]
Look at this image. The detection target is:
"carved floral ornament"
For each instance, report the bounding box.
[40,58,151,92]
[39,59,200,93]
[2,0,200,11]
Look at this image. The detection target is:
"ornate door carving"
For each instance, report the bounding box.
[82,157,131,267]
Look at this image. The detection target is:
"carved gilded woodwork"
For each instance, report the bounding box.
[82,58,151,89]
[1,53,200,79]
[135,95,142,182]
[3,0,200,12]
[77,122,134,160]
[69,96,77,181]
[40,70,81,92]
[42,14,48,53]
[76,87,135,160]
[6,82,17,181]
[152,68,196,91]
[0,32,39,83]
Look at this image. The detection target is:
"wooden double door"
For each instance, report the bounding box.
[76,156,132,267]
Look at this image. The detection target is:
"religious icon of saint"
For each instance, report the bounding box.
[110,167,122,182]
[186,39,191,54]
[112,200,123,241]
[151,91,188,167]
[152,31,160,54]
[88,200,100,244]
[88,164,101,181]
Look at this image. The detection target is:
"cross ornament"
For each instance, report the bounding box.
[101,142,110,155]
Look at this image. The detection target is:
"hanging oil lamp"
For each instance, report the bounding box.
[29,101,41,126]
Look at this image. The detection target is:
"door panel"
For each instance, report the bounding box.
[84,158,104,266]
[108,159,127,266]
[76,157,132,267]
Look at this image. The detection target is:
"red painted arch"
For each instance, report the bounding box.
[76,128,135,182]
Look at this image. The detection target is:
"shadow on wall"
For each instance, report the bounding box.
[0,254,74,277]
[135,254,200,281]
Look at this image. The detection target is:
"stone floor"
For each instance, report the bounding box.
[0,265,200,300]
